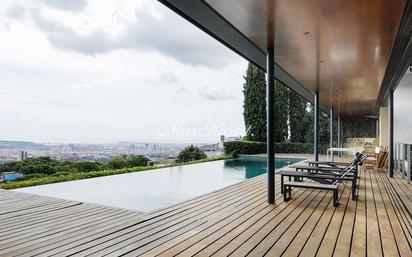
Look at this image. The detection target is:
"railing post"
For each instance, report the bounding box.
[267,46,275,204]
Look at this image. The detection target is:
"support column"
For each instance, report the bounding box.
[330,108,333,149]
[389,90,394,178]
[267,47,275,203]
[314,91,320,161]
[337,115,341,148]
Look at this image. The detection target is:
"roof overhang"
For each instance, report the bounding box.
[159,0,411,117]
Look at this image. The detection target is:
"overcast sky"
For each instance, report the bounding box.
[0,0,248,144]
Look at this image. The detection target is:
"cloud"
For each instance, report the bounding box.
[39,0,87,12]
[174,86,188,94]
[6,1,236,68]
[31,13,115,54]
[146,71,178,85]
[198,86,235,101]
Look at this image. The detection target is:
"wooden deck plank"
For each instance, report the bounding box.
[374,170,412,256]
[207,188,317,257]
[350,169,367,257]
[371,168,400,257]
[298,185,350,257]
[229,190,322,257]
[74,179,270,257]
[365,170,383,257]
[57,177,268,256]
[1,162,411,257]
[111,185,279,257]
[264,190,331,256]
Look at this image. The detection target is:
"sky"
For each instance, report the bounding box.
[0,0,248,144]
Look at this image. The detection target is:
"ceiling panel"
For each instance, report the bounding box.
[206,0,404,116]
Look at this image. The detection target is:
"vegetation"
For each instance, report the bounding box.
[224,141,328,156]
[176,145,207,163]
[0,156,229,190]
[224,141,266,156]
[0,155,149,176]
[0,157,102,175]
[242,65,290,142]
[240,62,331,154]
[106,154,149,169]
[289,91,307,143]
[243,63,267,142]
[274,80,289,142]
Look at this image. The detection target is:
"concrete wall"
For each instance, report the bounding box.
[394,72,412,144]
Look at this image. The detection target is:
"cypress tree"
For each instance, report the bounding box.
[274,80,289,142]
[303,104,330,144]
[289,91,307,142]
[243,63,267,142]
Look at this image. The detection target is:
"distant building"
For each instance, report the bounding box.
[218,135,242,149]
[17,151,28,161]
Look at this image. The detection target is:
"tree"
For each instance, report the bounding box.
[106,155,128,169]
[176,145,207,163]
[289,91,307,142]
[127,155,149,167]
[320,113,330,144]
[243,63,267,142]
[303,104,330,145]
[274,81,289,142]
[72,161,101,172]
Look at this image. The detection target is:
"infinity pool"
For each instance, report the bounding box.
[15,157,303,212]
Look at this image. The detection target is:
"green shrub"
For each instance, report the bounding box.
[105,154,149,169]
[71,161,101,172]
[224,141,266,156]
[127,155,150,167]
[176,145,207,163]
[224,141,328,156]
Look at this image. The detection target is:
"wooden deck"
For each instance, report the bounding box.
[1,167,412,256]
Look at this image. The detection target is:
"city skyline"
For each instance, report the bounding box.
[0,0,247,143]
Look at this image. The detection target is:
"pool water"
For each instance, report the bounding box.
[14,157,303,212]
[2,172,23,181]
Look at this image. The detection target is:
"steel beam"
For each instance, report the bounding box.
[330,108,333,149]
[389,90,394,178]
[314,91,320,161]
[267,47,275,203]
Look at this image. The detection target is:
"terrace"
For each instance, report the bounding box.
[1,157,411,256]
[2,0,412,256]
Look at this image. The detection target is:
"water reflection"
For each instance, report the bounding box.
[224,157,304,179]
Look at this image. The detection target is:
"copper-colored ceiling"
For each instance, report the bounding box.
[206,0,404,116]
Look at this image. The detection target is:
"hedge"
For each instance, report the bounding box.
[224,141,328,156]
[223,141,267,156]
[0,156,230,190]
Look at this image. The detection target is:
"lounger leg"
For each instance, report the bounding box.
[283,186,288,202]
[288,186,292,200]
[333,190,339,207]
[352,179,357,201]
[281,175,284,194]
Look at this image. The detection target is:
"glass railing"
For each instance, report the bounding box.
[394,143,412,183]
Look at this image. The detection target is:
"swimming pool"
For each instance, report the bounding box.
[1,172,23,181]
[14,157,303,212]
